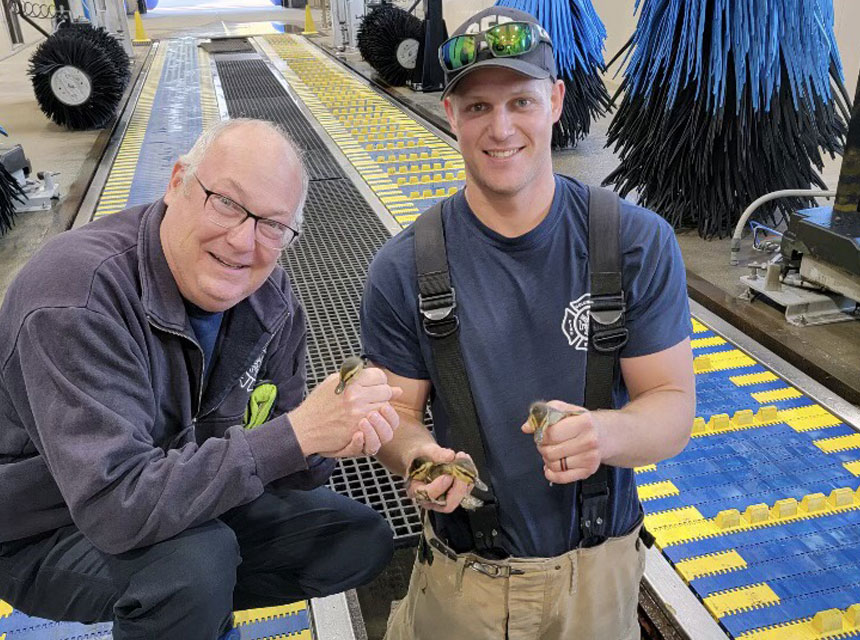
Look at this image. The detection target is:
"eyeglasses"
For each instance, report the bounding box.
[438,21,551,73]
[194,174,299,250]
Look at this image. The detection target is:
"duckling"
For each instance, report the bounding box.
[335,355,366,394]
[525,401,586,446]
[406,456,488,510]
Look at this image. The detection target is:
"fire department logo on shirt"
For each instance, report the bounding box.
[562,294,591,351]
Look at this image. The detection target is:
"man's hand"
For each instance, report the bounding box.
[521,400,605,484]
[405,442,475,512]
[289,366,403,458]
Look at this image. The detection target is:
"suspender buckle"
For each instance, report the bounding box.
[468,502,503,554]
[579,477,611,547]
[419,290,459,337]
[589,293,628,353]
[589,293,625,326]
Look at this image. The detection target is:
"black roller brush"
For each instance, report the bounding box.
[0,164,25,236]
[62,23,131,89]
[358,4,424,87]
[29,29,127,130]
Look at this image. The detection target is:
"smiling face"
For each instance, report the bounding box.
[443,66,563,201]
[160,122,303,312]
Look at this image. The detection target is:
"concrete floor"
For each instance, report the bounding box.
[140,0,309,39]
[0,42,107,291]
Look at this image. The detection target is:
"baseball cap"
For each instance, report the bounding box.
[439,6,557,100]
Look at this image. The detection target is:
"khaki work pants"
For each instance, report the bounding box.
[385,520,646,640]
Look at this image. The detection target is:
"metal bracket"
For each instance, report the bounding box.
[12,170,61,212]
[741,274,857,326]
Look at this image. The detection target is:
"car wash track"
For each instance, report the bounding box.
[4,29,860,640]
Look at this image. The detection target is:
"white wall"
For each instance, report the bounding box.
[833,0,860,99]
[0,13,53,60]
[443,0,494,32]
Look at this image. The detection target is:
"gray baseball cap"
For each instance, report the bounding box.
[440,6,557,100]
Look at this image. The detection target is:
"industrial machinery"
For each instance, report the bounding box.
[23,0,132,131]
[354,0,445,91]
[357,2,423,86]
[0,129,26,236]
[738,70,859,326]
[330,0,365,52]
[0,132,61,236]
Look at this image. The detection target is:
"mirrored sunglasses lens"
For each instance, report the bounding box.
[485,22,534,57]
[440,35,477,71]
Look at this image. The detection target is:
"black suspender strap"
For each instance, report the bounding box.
[579,186,629,547]
[413,202,502,553]
[413,187,628,551]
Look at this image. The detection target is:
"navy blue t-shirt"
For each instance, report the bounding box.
[360,175,691,558]
[185,301,223,386]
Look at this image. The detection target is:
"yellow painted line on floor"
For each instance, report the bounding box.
[637,480,680,502]
[675,550,747,582]
[0,599,11,617]
[646,487,859,548]
[752,387,804,403]
[198,46,220,129]
[635,464,657,474]
[844,461,860,476]
[730,371,780,387]
[703,583,780,619]
[234,601,308,626]
[95,44,166,219]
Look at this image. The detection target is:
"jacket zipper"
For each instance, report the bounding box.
[146,315,285,422]
[146,318,205,424]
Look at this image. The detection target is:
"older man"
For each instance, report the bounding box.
[0,119,399,640]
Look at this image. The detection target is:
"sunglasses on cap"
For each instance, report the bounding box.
[438,21,552,73]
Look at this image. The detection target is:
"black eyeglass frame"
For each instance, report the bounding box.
[193,174,300,250]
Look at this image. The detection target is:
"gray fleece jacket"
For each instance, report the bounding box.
[0,200,334,554]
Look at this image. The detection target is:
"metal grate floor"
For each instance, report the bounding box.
[215,52,423,545]
[216,58,296,101]
[215,58,345,181]
[283,179,424,545]
[225,97,328,151]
